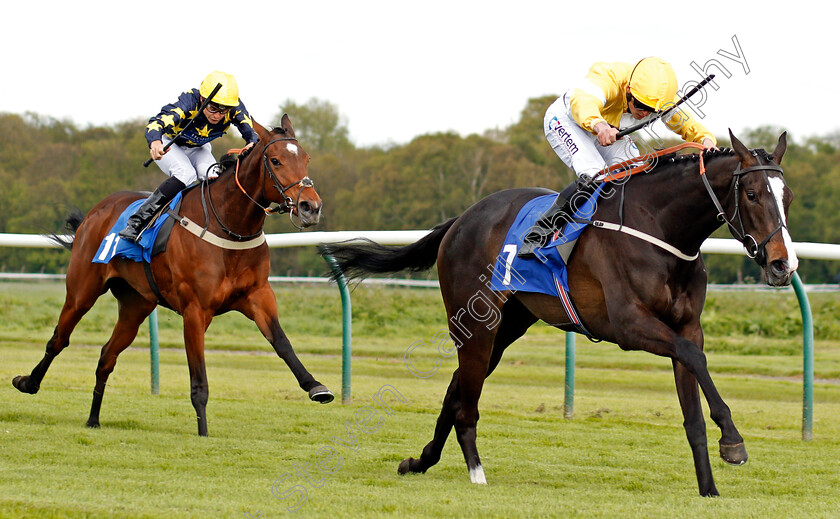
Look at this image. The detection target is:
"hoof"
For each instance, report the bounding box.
[86,421,100,429]
[700,487,720,498]
[398,457,425,475]
[12,376,38,394]
[308,385,334,404]
[719,441,748,465]
[398,458,413,475]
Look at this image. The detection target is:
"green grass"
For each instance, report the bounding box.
[1,281,840,518]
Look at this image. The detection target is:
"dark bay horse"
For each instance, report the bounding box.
[13,115,334,436]
[321,131,795,496]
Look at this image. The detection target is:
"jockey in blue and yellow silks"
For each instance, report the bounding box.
[119,70,260,243]
[144,86,258,151]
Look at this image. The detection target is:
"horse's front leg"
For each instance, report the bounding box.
[677,321,746,467]
[671,357,717,497]
[182,305,213,436]
[670,334,746,465]
[610,308,742,496]
[235,285,333,403]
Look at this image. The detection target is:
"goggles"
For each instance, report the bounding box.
[206,103,233,115]
[631,96,658,114]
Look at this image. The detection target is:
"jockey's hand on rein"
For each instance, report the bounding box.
[149,140,166,161]
[594,122,618,146]
[577,173,595,189]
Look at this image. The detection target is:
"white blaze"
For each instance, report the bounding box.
[768,177,799,271]
[286,143,298,155]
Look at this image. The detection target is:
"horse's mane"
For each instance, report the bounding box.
[646,147,736,175]
[218,126,293,174]
[646,145,780,178]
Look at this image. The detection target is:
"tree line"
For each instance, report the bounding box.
[1,97,839,283]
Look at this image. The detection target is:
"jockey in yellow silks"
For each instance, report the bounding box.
[519,57,717,258]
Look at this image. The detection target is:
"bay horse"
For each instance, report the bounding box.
[321,131,795,496]
[12,115,334,436]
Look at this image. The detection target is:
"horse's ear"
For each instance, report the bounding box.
[252,119,270,143]
[772,131,788,165]
[280,113,296,139]
[729,129,754,165]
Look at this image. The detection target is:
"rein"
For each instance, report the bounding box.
[591,142,786,264]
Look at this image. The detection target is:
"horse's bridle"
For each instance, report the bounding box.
[233,135,315,230]
[259,136,315,216]
[699,150,786,267]
[199,135,316,239]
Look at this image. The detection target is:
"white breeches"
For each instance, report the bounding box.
[544,93,641,178]
[153,136,217,185]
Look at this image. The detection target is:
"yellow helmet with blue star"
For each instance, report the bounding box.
[628,57,678,112]
[200,71,239,107]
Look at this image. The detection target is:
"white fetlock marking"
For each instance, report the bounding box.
[469,465,487,484]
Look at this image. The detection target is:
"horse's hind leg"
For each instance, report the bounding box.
[87,283,156,428]
[454,299,536,484]
[399,298,536,482]
[12,269,105,394]
[399,368,462,476]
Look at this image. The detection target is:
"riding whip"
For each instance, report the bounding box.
[616,74,716,139]
[143,82,223,167]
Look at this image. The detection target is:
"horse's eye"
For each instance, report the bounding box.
[746,191,758,202]
[270,158,282,167]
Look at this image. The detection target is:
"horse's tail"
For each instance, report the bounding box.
[319,217,459,282]
[46,209,84,251]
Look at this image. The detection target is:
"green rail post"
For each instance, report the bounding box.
[791,272,814,441]
[149,308,160,395]
[324,254,353,404]
[564,331,575,419]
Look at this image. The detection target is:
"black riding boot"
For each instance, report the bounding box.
[118,176,185,243]
[518,176,592,259]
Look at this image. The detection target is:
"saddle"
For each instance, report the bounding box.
[92,191,187,265]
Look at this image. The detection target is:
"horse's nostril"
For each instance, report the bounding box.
[299,202,312,215]
[770,259,789,275]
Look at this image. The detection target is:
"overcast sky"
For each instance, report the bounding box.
[2,1,833,148]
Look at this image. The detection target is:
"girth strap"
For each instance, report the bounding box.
[143,261,174,311]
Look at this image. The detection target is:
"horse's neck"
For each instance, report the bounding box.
[195,154,268,236]
[622,154,739,253]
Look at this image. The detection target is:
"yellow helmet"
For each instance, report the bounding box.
[628,57,678,112]
[200,70,239,107]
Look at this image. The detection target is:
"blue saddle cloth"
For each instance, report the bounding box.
[92,192,184,264]
[489,185,604,296]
